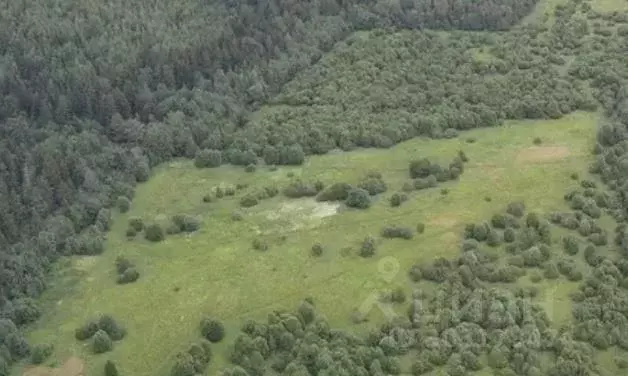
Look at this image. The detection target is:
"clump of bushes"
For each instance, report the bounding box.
[345,188,371,209]
[244,164,256,173]
[390,192,408,207]
[533,137,542,145]
[359,236,376,257]
[200,317,225,342]
[202,194,213,203]
[357,171,387,195]
[563,236,580,255]
[381,226,413,239]
[115,256,140,284]
[317,182,353,202]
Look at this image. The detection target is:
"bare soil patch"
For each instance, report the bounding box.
[427,215,459,228]
[516,146,570,163]
[22,356,85,376]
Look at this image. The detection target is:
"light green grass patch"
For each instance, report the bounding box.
[22,112,598,376]
[592,0,628,13]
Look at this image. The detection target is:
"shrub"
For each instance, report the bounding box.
[440,188,449,195]
[358,176,387,196]
[75,320,99,341]
[530,272,543,283]
[402,181,414,192]
[533,137,542,145]
[171,215,200,233]
[359,236,376,257]
[461,239,479,252]
[311,243,323,257]
[409,158,433,179]
[129,217,144,232]
[486,229,501,247]
[570,172,579,180]
[92,330,113,354]
[117,268,140,284]
[116,196,131,213]
[390,287,406,304]
[471,222,490,242]
[115,256,133,274]
[580,179,597,189]
[215,187,224,198]
[504,228,516,243]
[200,317,225,343]
[202,194,213,203]
[484,196,492,202]
[283,180,318,198]
[458,150,469,163]
[408,265,422,282]
[506,201,526,217]
[194,149,222,168]
[345,188,371,209]
[244,164,256,173]
[316,183,353,202]
[252,239,268,251]
[563,236,580,255]
[381,226,413,240]
[98,315,126,340]
[491,214,507,229]
[584,244,602,267]
[390,192,408,207]
[522,246,543,267]
[264,185,279,198]
[225,186,235,196]
[314,180,325,192]
[144,224,165,242]
[231,211,244,221]
[125,227,137,237]
[526,212,540,228]
[239,194,259,208]
[588,232,608,246]
[105,360,119,376]
[30,344,53,365]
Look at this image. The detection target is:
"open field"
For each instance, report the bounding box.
[20,111,601,376]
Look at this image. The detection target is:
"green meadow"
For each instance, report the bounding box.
[21,111,601,376]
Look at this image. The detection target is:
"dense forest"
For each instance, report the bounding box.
[5,0,628,374]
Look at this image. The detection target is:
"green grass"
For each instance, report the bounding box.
[21,112,599,376]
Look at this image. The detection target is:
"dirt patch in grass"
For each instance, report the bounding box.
[427,215,459,228]
[516,146,570,163]
[22,356,85,376]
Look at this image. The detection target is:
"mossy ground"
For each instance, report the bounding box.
[18,111,602,376]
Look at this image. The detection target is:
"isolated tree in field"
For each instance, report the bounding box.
[200,317,225,342]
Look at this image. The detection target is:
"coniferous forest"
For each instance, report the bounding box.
[5,0,628,374]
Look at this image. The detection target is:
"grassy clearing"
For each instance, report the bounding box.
[21,112,598,376]
[592,0,628,12]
